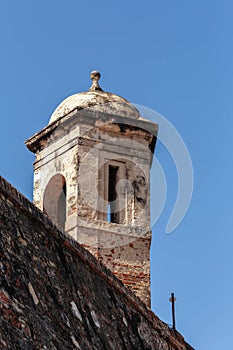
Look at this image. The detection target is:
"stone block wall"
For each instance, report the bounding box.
[0,175,194,350]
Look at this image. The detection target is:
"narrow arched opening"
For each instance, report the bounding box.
[43,174,67,231]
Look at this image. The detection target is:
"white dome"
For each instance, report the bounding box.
[49,71,140,124]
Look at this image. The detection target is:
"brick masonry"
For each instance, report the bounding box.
[0,175,194,350]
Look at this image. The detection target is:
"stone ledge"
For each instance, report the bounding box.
[25,108,158,154]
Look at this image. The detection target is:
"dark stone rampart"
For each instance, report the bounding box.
[0,176,194,350]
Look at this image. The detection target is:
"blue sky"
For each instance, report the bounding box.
[1,1,233,348]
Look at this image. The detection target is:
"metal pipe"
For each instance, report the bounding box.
[169,292,176,330]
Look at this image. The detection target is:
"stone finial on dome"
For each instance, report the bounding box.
[89,70,103,92]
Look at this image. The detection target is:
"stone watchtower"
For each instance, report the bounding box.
[25,71,158,307]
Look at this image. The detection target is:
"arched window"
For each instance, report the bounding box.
[43,174,67,231]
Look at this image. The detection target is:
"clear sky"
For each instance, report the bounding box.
[0,1,232,349]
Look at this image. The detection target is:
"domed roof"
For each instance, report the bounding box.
[49,71,140,124]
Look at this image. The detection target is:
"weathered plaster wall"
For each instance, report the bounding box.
[29,110,154,306]
[0,176,194,350]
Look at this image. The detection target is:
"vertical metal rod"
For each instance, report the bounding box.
[169,292,176,330]
[172,293,176,330]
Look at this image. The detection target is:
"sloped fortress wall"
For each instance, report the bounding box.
[0,176,194,350]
